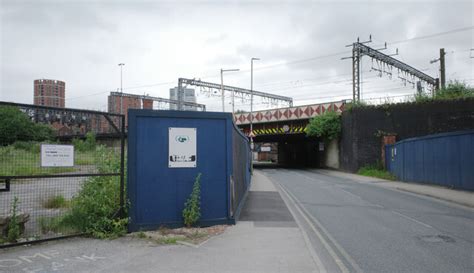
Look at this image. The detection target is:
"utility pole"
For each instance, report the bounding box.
[440,48,446,89]
[250,57,259,170]
[430,48,447,93]
[118,63,125,114]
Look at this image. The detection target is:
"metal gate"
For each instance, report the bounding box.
[0,102,125,247]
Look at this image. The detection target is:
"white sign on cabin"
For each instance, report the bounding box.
[168,127,197,168]
[41,144,74,167]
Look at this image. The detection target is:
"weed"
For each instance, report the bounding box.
[183,173,202,228]
[7,197,20,242]
[358,164,396,180]
[136,231,147,239]
[42,195,70,209]
[156,237,178,244]
[38,216,77,235]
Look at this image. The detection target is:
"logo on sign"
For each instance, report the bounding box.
[175,135,190,143]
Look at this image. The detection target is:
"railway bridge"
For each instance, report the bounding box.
[234,100,346,167]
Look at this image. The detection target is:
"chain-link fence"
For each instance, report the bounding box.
[0,102,125,247]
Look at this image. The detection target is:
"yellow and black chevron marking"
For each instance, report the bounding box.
[252,125,308,135]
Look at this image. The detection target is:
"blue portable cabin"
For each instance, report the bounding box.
[127,109,251,231]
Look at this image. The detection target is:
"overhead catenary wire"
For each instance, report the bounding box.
[67,26,474,102]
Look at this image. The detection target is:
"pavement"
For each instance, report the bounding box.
[0,170,319,273]
[1,168,472,273]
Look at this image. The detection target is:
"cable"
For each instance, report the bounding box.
[387,26,474,46]
[68,26,474,102]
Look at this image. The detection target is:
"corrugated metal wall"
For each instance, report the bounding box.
[386,130,474,191]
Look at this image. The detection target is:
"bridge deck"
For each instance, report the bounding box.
[234,101,345,126]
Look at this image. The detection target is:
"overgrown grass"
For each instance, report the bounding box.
[155,237,179,244]
[0,142,97,176]
[42,195,70,209]
[38,216,78,235]
[0,146,76,176]
[358,165,396,180]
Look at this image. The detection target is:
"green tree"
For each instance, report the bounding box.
[306,110,341,140]
[0,106,53,146]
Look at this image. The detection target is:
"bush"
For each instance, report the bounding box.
[414,81,474,103]
[61,146,127,238]
[183,173,202,228]
[12,141,41,153]
[72,132,96,152]
[306,110,341,140]
[0,106,53,146]
[435,81,474,100]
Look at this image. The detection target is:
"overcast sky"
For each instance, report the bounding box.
[1,0,473,112]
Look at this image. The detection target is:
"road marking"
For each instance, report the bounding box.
[276,184,327,273]
[277,182,350,273]
[279,182,365,273]
[392,211,433,229]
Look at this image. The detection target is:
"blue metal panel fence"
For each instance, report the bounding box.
[127,110,251,231]
[386,130,474,191]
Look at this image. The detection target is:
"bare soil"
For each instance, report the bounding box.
[131,225,228,246]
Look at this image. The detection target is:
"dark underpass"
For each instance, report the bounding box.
[253,134,321,168]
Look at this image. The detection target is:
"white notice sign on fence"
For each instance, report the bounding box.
[169,127,197,168]
[41,144,74,167]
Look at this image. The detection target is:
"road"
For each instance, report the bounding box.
[260,168,474,273]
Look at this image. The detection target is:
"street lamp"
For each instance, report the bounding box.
[250,58,260,154]
[118,63,125,114]
[220,68,240,112]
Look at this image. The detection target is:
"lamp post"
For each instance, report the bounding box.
[118,63,125,114]
[250,58,259,157]
[220,68,240,112]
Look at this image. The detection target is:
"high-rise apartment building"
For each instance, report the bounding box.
[169,87,197,110]
[33,79,66,108]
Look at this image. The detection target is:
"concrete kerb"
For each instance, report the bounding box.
[254,169,364,273]
[241,170,323,272]
[313,169,474,208]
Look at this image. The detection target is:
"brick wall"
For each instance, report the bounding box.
[340,98,474,172]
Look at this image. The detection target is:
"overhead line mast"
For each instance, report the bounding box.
[342,36,438,102]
